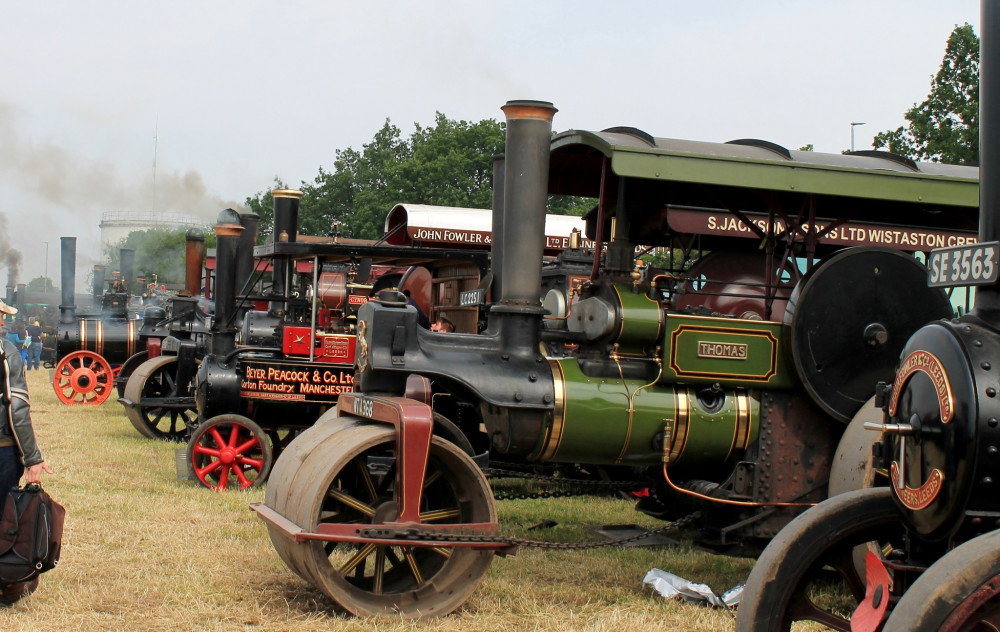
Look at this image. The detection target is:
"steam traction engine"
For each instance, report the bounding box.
[53,239,149,405]
[736,2,1000,629]
[249,100,981,617]
[181,196,490,491]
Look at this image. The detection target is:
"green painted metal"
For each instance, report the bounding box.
[540,358,759,467]
[660,314,797,389]
[611,283,663,355]
[550,129,979,208]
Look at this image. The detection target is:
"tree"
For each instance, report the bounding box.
[246,113,592,240]
[872,23,979,164]
[105,227,216,287]
[25,276,55,292]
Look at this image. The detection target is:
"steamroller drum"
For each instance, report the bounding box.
[736,487,903,632]
[52,350,115,406]
[674,251,793,321]
[115,350,148,398]
[882,529,1000,632]
[187,414,273,491]
[123,355,196,442]
[828,396,883,498]
[785,247,953,422]
[265,418,496,617]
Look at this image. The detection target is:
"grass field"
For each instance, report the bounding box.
[0,369,757,631]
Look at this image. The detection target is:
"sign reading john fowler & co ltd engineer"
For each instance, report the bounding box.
[240,360,354,403]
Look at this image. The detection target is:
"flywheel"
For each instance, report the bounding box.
[784,247,953,422]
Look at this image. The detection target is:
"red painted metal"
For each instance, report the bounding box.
[851,551,892,632]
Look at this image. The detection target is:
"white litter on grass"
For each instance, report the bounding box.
[642,568,743,608]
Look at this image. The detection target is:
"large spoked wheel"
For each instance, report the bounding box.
[53,350,114,405]
[115,351,148,398]
[883,529,1000,632]
[735,487,901,632]
[187,415,273,491]
[123,355,196,442]
[265,417,496,617]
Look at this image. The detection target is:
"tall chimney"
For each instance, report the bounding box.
[119,248,135,295]
[978,0,1000,313]
[490,154,506,301]
[211,209,244,356]
[15,283,25,319]
[236,213,260,299]
[498,100,557,306]
[270,189,302,315]
[93,265,106,302]
[60,237,77,325]
[185,229,205,297]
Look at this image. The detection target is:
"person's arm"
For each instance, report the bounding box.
[4,343,48,480]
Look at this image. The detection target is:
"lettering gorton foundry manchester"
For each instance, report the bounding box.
[241,360,354,403]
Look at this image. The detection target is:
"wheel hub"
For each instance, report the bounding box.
[372,500,398,523]
[219,447,237,465]
[71,368,96,391]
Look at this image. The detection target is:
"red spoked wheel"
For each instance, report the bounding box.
[52,351,115,405]
[187,415,273,491]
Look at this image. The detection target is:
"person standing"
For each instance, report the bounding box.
[0,302,52,604]
[25,320,42,372]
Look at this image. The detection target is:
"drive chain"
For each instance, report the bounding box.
[358,511,702,551]
[485,465,650,501]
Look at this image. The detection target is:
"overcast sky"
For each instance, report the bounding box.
[0,0,980,287]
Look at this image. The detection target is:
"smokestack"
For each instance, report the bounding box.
[236,213,259,300]
[185,229,205,297]
[270,189,302,315]
[15,283,25,319]
[119,248,135,296]
[93,265,106,302]
[490,154,506,301]
[60,237,77,325]
[498,100,557,306]
[978,0,1000,312]
[211,209,244,356]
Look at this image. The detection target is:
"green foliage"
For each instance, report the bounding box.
[105,227,216,286]
[798,144,814,152]
[872,23,979,164]
[25,276,55,292]
[247,113,594,240]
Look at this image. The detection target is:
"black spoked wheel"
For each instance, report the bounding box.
[123,356,196,441]
[883,529,1000,632]
[265,417,496,617]
[735,487,902,632]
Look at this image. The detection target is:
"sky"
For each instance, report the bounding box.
[0,0,981,288]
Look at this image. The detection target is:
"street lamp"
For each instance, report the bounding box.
[851,122,867,152]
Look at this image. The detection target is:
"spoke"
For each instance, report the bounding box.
[419,507,461,522]
[227,425,241,448]
[234,436,260,454]
[217,465,232,490]
[196,460,222,477]
[339,543,377,576]
[193,444,221,457]
[355,457,378,503]
[234,467,252,489]
[376,462,397,496]
[373,547,386,596]
[787,591,851,632]
[237,456,264,469]
[423,469,443,489]
[327,488,377,517]
[429,547,453,558]
[208,427,226,449]
[403,548,424,586]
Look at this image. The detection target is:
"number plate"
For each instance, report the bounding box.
[927,241,1000,288]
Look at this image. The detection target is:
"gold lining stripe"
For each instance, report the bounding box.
[95,321,104,356]
[539,359,567,461]
[78,321,86,351]
[669,387,690,463]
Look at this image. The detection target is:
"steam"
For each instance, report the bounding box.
[0,100,245,279]
[0,214,23,288]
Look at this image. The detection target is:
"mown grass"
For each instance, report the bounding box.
[1,369,761,632]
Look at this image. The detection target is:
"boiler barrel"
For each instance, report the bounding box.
[56,318,141,365]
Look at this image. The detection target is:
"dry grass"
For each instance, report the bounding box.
[0,369,753,631]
